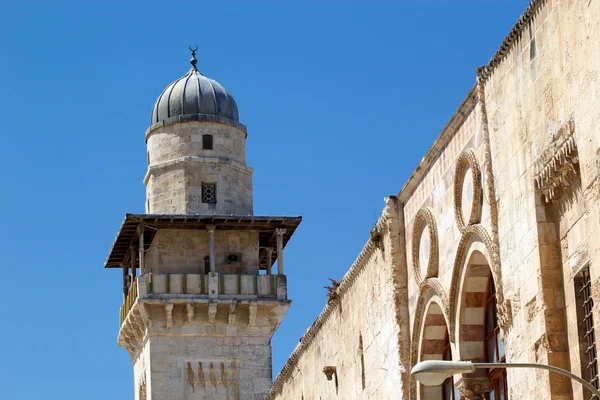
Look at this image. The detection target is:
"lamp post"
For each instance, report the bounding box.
[411,360,600,397]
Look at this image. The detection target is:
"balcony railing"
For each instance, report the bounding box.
[119,273,287,326]
[120,277,138,326]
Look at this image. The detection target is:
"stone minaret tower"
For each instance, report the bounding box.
[104,49,301,400]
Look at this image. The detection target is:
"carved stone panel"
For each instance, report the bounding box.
[184,359,240,400]
[534,119,578,203]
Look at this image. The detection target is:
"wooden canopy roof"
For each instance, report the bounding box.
[104,213,302,269]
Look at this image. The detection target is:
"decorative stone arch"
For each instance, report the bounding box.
[409,278,452,400]
[411,208,439,285]
[454,149,483,233]
[449,225,509,364]
[449,224,506,326]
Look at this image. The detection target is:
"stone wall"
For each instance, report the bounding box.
[265,2,600,399]
[144,121,253,215]
[134,341,150,400]
[128,301,284,400]
[137,335,271,400]
[146,229,259,275]
[268,202,404,399]
[146,121,247,166]
[480,0,600,398]
[270,2,600,399]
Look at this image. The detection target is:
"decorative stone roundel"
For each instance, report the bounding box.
[454,149,483,233]
[411,208,439,284]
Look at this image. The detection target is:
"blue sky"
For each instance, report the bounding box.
[0,1,529,398]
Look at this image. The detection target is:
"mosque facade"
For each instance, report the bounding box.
[267,1,600,399]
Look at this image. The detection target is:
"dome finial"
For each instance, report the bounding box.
[189,44,199,70]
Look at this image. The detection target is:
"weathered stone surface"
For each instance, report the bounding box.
[145,121,253,215]
[270,1,600,399]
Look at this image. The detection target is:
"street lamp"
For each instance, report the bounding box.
[411,360,600,397]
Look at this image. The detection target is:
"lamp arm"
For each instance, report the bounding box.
[473,362,600,398]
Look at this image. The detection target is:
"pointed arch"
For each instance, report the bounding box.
[449,223,507,388]
[409,278,452,400]
[448,224,505,332]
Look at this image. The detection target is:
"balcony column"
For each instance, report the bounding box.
[138,224,145,275]
[276,228,286,275]
[207,225,216,273]
[130,245,136,279]
[122,262,129,298]
[265,247,273,275]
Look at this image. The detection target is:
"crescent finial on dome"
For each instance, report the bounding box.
[189,44,199,70]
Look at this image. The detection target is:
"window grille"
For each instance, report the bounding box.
[577,266,599,398]
[202,183,216,204]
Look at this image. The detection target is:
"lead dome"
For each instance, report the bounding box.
[150,50,240,127]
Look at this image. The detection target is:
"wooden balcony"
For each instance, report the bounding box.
[119,273,287,326]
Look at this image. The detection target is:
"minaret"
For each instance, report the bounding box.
[104,48,301,400]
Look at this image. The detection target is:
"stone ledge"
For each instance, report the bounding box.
[145,113,247,138]
[143,156,254,185]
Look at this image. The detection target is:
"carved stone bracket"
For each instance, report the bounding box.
[208,303,217,324]
[496,299,512,338]
[187,303,195,322]
[534,119,578,203]
[249,303,257,326]
[322,366,337,381]
[165,303,174,329]
[411,208,439,285]
[118,305,149,360]
[458,377,491,400]
[228,301,237,324]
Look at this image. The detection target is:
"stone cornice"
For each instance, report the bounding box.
[534,119,578,202]
[266,197,396,399]
[145,113,248,140]
[477,0,546,84]
[143,156,254,185]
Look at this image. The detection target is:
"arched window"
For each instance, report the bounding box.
[204,256,210,274]
[485,278,508,399]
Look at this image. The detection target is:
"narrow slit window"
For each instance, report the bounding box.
[202,183,216,204]
[202,134,213,150]
[359,334,366,390]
